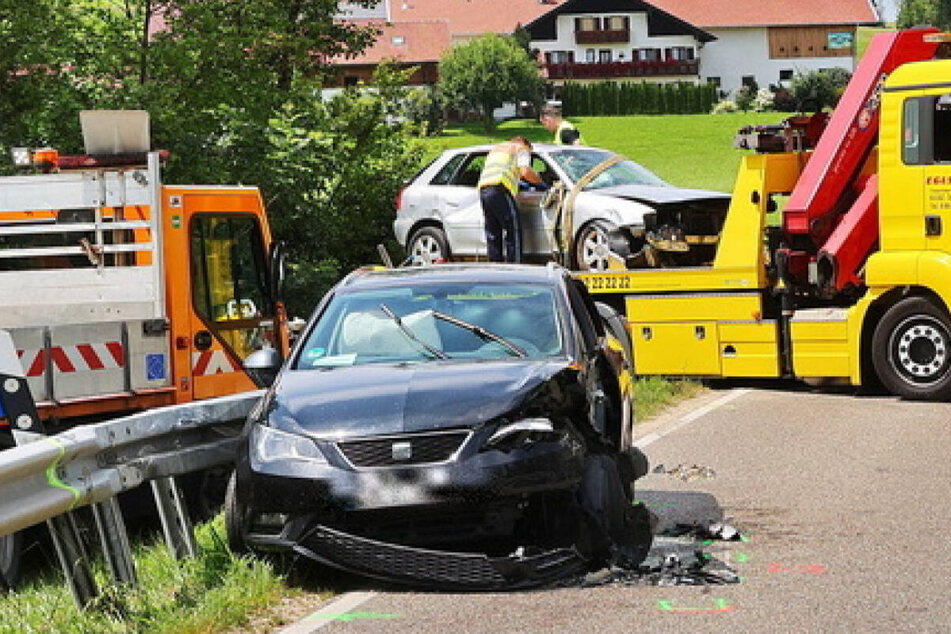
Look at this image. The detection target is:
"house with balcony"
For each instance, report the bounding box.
[650,0,879,93]
[524,0,715,88]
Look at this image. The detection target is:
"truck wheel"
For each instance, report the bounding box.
[224,471,250,554]
[872,297,951,400]
[0,532,22,590]
[407,226,450,265]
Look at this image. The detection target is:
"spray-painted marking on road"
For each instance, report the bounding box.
[306,611,400,622]
[277,591,379,634]
[767,563,826,574]
[657,598,735,613]
[635,389,751,449]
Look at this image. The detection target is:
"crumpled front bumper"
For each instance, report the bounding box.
[253,523,588,590]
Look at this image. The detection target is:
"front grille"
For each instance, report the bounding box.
[298,525,588,590]
[337,431,468,468]
[303,525,507,588]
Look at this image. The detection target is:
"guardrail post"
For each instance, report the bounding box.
[91,497,137,585]
[47,513,98,608]
[151,476,197,560]
[0,330,101,606]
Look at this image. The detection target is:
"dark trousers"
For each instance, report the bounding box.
[480,184,521,263]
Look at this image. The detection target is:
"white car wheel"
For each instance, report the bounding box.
[408,227,450,265]
[575,221,616,272]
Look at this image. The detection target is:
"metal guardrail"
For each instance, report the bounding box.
[0,330,263,607]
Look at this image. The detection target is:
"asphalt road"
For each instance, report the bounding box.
[278,384,951,633]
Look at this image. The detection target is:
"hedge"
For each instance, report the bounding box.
[561,81,718,116]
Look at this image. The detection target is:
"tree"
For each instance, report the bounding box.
[262,66,424,314]
[438,33,543,130]
[898,0,951,29]
[0,1,427,315]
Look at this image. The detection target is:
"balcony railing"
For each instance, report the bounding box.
[545,59,700,80]
[575,29,630,44]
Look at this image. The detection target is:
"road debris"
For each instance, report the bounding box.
[662,520,744,542]
[568,519,746,589]
[652,463,717,481]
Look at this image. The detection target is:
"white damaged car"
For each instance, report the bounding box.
[394,144,731,271]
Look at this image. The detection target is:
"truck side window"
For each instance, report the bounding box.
[903,98,921,164]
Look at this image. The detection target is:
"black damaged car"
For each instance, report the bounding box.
[227,263,652,589]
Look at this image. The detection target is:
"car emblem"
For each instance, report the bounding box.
[391,441,412,461]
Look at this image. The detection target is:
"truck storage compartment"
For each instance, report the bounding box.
[718,321,781,377]
[632,321,721,375]
[790,309,851,378]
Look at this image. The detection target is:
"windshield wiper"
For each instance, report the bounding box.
[379,303,448,360]
[431,310,526,358]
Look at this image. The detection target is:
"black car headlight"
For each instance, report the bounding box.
[250,424,328,464]
[484,417,559,450]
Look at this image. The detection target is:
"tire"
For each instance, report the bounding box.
[872,297,951,400]
[0,532,21,590]
[573,221,621,272]
[224,471,250,554]
[407,226,450,265]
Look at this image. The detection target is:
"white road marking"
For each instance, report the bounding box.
[634,388,751,449]
[276,591,378,633]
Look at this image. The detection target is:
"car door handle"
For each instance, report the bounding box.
[445,201,460,208]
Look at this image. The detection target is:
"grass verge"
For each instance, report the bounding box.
[634,377,703,422]
[0,515,287,634]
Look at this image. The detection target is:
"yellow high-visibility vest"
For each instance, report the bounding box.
[478,143,520,196]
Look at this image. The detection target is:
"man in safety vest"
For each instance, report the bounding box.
[477,136,546,263]
[540,104,582,145]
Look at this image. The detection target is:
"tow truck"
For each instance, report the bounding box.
[0,110,288,584]
[579,28,951,401]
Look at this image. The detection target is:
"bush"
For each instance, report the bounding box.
[791,68,852,112]
[772,87,797,112]
[712,98,738,114]
[752,88,775,112]
[401,85,446,136]
[734,85,755,112]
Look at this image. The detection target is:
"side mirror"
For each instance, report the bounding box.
[268,241,287,307]
[244,347,282,388]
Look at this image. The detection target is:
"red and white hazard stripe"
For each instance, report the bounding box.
[191,349,242,376]
[17,342,124,377]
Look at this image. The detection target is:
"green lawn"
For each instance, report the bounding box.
[423,111,783,192]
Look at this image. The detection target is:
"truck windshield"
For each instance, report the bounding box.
[549,149,668,190]
[295,282,564,368]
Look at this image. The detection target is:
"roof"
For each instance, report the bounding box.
[648,0,879,28]
[526,0,715,43]
[386,0,563,37]
[334,20,451,65]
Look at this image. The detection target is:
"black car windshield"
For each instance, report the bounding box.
[549,149,667,190]
[295,282,564,368]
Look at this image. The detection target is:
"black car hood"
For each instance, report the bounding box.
[271,359,576,439]
[592,184,730,205]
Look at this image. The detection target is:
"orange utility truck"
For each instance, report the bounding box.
[0,111,288,427]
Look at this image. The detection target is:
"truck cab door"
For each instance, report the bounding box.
[188,212,278,399]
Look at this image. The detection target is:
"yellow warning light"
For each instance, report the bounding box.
[924,33,951,43]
